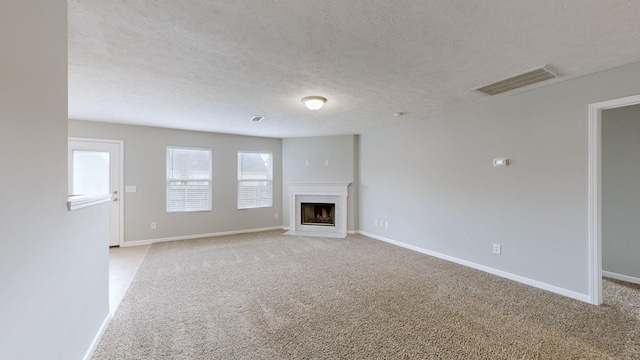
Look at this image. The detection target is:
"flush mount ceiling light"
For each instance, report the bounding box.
[301,96,327,111]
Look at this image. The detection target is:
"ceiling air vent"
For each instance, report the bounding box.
[472,65,561,96]
[250,115,265,123]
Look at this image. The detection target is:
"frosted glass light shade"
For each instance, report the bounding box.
[301,96,327,111]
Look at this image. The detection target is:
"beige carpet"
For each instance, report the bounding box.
[92,231,640,359]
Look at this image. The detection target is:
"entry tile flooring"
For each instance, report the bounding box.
[109,245,150,314]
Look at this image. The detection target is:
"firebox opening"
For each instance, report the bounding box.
[301,202,335,226]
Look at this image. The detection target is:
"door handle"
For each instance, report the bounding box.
[113,198,119,202]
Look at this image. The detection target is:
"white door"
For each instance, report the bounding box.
[69,138,123,247]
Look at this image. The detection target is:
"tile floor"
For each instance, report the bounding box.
[108,245,150,314]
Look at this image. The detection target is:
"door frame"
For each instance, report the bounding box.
[587,94,640,305]
[69,137,124,247]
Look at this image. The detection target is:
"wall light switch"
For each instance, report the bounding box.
[325,160,329,166]
[125,185,137,193]
[305,160,310,166]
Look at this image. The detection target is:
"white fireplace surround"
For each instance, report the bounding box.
[285,183,350,238]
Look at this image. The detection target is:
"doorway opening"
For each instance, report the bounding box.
[587,94,640,305]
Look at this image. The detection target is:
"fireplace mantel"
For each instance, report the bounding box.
[286,183,350,238]
[287,183,350,197]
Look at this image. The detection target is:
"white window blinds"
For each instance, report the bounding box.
[238,152,272,209]
[166,147,212,212]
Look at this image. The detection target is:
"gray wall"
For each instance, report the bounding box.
[602,104,640,279]
[0,2,110,359]
[283,135,359,231]
[359,60,640,296]
[69,121,283,244]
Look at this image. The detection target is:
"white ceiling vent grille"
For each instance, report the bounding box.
[250,115,265,123]
[472,65,561,96]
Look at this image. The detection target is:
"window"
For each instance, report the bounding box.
[238,151,272,209]
[166,146,212,212]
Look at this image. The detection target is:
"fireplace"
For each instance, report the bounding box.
[301,203,335,226]
[285,183,350,238]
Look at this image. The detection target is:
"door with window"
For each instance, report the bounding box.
[68,139,123,246]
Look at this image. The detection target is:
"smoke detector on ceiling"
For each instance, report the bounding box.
[250,115,265,123]
[471,65,561,96]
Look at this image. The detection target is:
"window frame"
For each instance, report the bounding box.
[237,150,273,210]
[166,145,212,213]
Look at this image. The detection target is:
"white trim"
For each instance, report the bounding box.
[359,231,590,303]
[121,226,286,247]
[587,94,640,305]
[82,312,112,360]
[587,102,602,305]
[67,194,111,211]
[602,271,640,286]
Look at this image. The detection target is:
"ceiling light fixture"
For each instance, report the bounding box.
[301,96,327,111]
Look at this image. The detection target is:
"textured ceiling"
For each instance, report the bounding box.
[68,1,640,138]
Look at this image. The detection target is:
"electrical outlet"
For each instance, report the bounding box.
[151,222,157,229]
[305,160,310,166]
[384,221,389,228]
[374,219,378,226]
[493,244,501,255]
[274,213,279,219]
[325,160,329,166]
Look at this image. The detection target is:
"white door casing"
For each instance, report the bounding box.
[587,94,640,305]
[69,138,124,247]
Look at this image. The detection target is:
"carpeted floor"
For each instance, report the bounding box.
[92,231,640,359]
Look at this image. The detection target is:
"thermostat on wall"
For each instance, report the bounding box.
[493,158,509,167]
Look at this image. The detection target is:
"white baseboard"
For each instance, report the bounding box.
[603,270,640,285]
[83,312,112,360]
[358,231,591,304]
[122,226,286,247]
